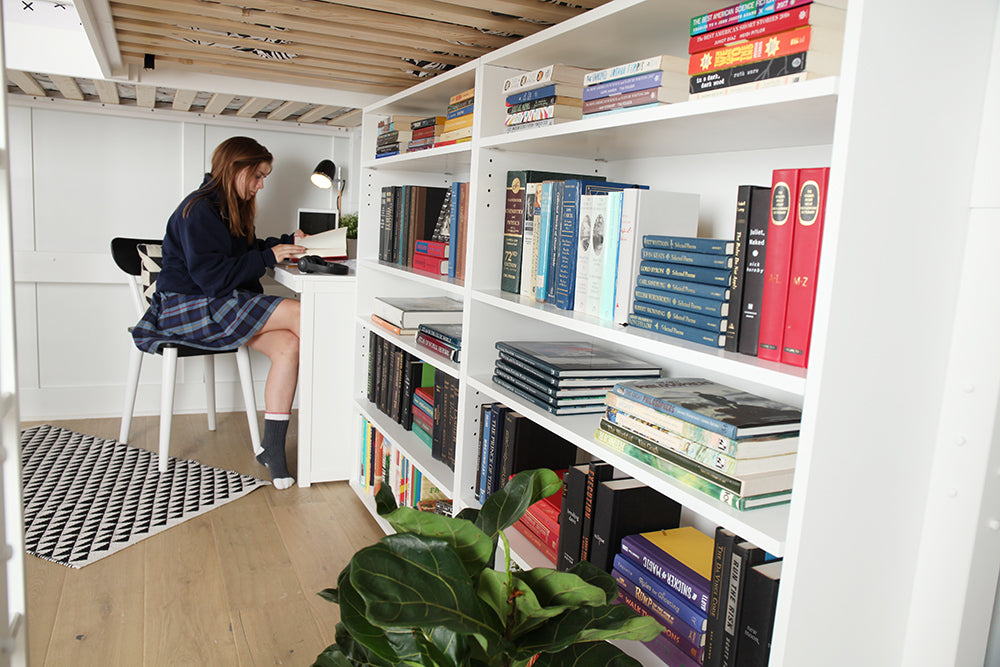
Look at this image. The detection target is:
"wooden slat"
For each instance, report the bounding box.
[267,100,308,120]
[135,83,157,108]
[8,71,46,96]
[93,79,121,104]
[49,74,85,101]
[236,96,271,117]
[171,88,197,110]
[431,0,599,22]
[110,4,472,67]
[327,108,362,127]
[297,105,336,124]
[204,92,234,114]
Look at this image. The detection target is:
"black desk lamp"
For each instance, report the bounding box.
[311,159,345,220]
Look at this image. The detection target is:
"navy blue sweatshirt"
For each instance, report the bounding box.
[157,174,293,297]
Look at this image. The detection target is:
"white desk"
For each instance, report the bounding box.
[271,264,357,486]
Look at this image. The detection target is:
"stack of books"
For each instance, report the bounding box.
[512,472,565,562]
[413,238,449,275]
[410,384,435,448]
[704,527,783,667]
[374,114,422,159]
[435,87,475,146]
[688,0,846,100]
[626,235,734,348]
[407,115,445,153]
[502,64,590,133]
[371,295,463,331]
[581,54,688,117]
[595,377,801,510]
[416,322,462,363]
[491,340,661,416]
[613,527,715,667]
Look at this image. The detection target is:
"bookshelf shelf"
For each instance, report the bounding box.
[366,324,461,380]
[348,0,999,663]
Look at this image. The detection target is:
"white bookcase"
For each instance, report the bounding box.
[348,1,1000,665]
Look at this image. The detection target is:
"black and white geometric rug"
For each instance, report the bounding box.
[20,424,269,568]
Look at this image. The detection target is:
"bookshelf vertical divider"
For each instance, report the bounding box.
[349,1,1000,665]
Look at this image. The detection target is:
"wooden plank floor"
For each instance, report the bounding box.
[20,412,385,667]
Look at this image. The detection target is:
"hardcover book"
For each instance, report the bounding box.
[641,247,734,270]
[372,296,463,329]
[610,377,801,439]
[505,83,584,106]
[725,185,768,353]
[705,527,740,667]
[493,365,609,401]
[616,587,704,664]
[497,351,658,388]
[494,340,661,378]
[735,559,782,667]
[491,374,607,415]
[502,64,592,94]
[557,463,590,571]
[612,553,708,632]
[588,477,682,572]
[643,235,735,255]
[627,313,726,348]
[757,168,800,361]
[690,0,813,36]
[689,3,844,54]
[579,461,623,563]
[621,527,714,613]
[498,413,577,492]
[614,577,707,647]
[636,274,730,302]
[633,285,730,318]
[583,53,688,85]
[638,259,733,286]
[737,185,772,356]
[720,541,774,667]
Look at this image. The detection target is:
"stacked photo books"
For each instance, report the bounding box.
[594,377,801,510]
[491,340,661,416]
[582,54,688,117]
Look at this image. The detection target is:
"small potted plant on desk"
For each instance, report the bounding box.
[341,212,358,259]
[313,468,663,667]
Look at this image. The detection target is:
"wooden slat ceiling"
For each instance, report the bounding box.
[5,0,607,126]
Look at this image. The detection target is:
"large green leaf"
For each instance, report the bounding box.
[532,641,644,667]
[566,560,619,604]
[411,627,472,667]
[374,484,398,516]
[379,505,494,577]
[350,533,504,645]
[515,569,608,609]
[335,567,412,664]
[515,604,663,655]
[476,469,562,538]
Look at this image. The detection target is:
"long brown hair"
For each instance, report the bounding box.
[184,136,273,241]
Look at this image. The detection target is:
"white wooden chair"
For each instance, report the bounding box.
[112,237,261,473]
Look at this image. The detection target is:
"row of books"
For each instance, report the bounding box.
[378,182,470,280]
[373,88,476,159]
[358,416,451,513]
[688,0,846,100]
[365,327,460,470]
[490,340,661,416]
[728,167,830,367]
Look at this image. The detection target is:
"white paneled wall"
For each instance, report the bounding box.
[10,102,359,421]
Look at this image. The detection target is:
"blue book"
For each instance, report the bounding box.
[478,404,494,501]
[636,274,730,302]
[627,313,726,348]
[485,404,511,498]
[446,104,474,120]
[639,259,732,286]
[640,247,734,270]
[613,553,707,632]
[535,182,557,301]
[412,392,434,417]
[643,235,735,255]
[583,71,665,101]
[448,181,461,277]
[634,285,729,318]
[633,301,727,333]
[506,83,582,106]
[556,180,647,310]
[546,182,566,304]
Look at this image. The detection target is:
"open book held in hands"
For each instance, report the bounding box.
[300,226,348,259]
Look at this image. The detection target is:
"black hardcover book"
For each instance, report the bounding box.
[400,356,423,430]
[485,404,513,498]
[379,186,393,261]
[494,363,611,399]
[705,526,741,667]
[389,346,404,422]
[579,461,621,563]
[720,541,772,667]
[496,351,657,387]
[475,402,497,501]
[367,329,377,404]
[737,186,771,356]
[557,463,590,572]
[588,478,682,573]
[431,369,444,462]
[439,372,460,470]
[498,413,578,489]
[735,560,782,667]
[726,186,768,353]
[376,336,390,414]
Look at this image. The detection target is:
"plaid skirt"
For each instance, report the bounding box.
[132,290,283,354]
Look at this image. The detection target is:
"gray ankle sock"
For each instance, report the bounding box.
[257,417,293,489]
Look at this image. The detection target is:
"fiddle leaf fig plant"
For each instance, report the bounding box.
[313,468,664,667]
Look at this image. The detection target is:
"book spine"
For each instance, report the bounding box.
[689,5,813,53]
[582,88,663,115]
[613,553,708,631]
[411,420,432,448]
[412,391,434,418]
[485,404,502,498]
[690,71,813,100]
[603,393,737,453]
[632,300,727,333]
[720,543,772,667]
[412,252,448,275]
[520,503,560,552]
[502,170,528,294]
[582,71,665,101]
[584,55,672,85]
[725,186,754,352]
[520,183,539,298]
[598,191,624,321]
[614,575,706,647]
[639,259,733,286]
[735,562,782,667]
[757,168,800,361]
[417,324,462,348]
[557,465,588,571]
[780,167,830,367]
[416,332,459,362]
[580,462,616,562]
[627,313,726,348]
[641,247,734,270]
[572,193,594,316]
[512,518,557,563]
[642,235,734,255]
[620,534,711,613]
[554,181,580,310]
[705,527,740,667]
[448,182,461,277]
[634,285,729,318]
[505,84,559,105]
[616,587,705,663]
[610,382,739,439]
[537,182,558,302]
[689,25,814,76]
[737,185,772,355]
[411,403,434,434]
[690,0,812,36]
[635,273,730,302]
[690,49,810,94]
[477,403,494,501]
[446,104,474,120]
[414,239,449,257]
[448,87,474,105]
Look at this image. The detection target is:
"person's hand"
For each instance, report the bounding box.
[292,229,307,242]
[271,243,307,263]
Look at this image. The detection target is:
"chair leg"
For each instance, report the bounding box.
[205,355,217,432]
[159,347,179,474]
[235,346,262,455]
[120,345,144,444]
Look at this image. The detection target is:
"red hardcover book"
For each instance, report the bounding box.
[414,385,434,408]
[757,168,799,362]
[415,239,449,258]
[413,251,448,275]
[513,517,558,563]
[689,5,813,54]
[780,167,830,367]
[520,504,560,549]
[411,402,434,433]
[416,331,459,362]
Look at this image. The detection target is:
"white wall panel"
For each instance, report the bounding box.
[8,105,33,252]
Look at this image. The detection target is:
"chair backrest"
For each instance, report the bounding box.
[111,237,163,317]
